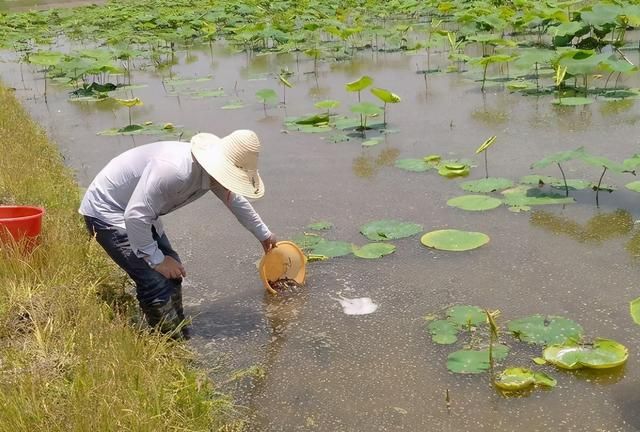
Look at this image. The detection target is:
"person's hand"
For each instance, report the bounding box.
[154,256,186,279]
[261,234,277,253]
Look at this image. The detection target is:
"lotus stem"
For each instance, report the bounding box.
[128,107,132,126]
[596,166,607,208]
[383,102,387,126]
[557,162,569,197]
[481,63,488,93]
[484,150,489,179]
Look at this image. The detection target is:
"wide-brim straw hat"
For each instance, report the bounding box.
[191,130,265,199]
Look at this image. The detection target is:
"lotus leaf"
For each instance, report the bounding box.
[550,179,591,190]
[446,345,509,374]
[424,155,441,163]
[314,99,340,111]
[353,243,396,259]
[446,305,486,327]
[97,123,185,137]
[625,181,640,193]
[447,195,502,211]
[520,175,558,186]
[256,88,278,103]
[221,101,246,110]
[278,74,293,88]
[532,357,547,365]
[552,97,594,106]
[507,314,583,345]
[502,186,574,207]
[438,164,470,178]
[362,138,383,147]
[475,135,496,154]
[309,240,352,258]
[531,148,583,169]
[163,76,212,86]
[294,114,330,126]
[345,75,373,92]
[395,158,431,172]
[350,102,383,116]
[28,51,64,67]
[115,97,143,107]
[630,297,640,325]
[292,233,323,250]
[543,339,628,370]
[420,229,489,252]
[307,221,333,231]
[370,87,401,103]
[427,320,458,344]
[460,178,513,193]
[360,220,423,241]
[494,367,556,390]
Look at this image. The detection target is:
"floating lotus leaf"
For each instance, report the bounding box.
[625,181,640,193]
[552,97,594,106]
[460,177,514,193]
[438,164,470,178]
[309,240,352,258]
[295,114,330,126]
[532,357,547,365]
[630,297,640,325]
[307,221,333,231]
[421,229,489,252]
[502,186,575,207]
[447,345,509,374]
[345,75,373,92]
[115,97,143,107]
[531,148,583,169]
[543,339,628,370]
[353,243,396,259]
[189,89,226,98]
[494,367,556,390]
[427,320,458,344]
[97,123,185,137]
[446,305,486,327]
[360,220,423,241]
[507,314,583,345]
[424,155,441,163]
[362,138,383,147]
[520,175,558,186]
[447,195,502,211]
[550,179,592,190]
[292,233,323,250]
[395,158,431,172]
[163,76,212,86]
[221,101,245,110]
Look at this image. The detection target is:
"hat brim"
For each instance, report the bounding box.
[191,133,265,199]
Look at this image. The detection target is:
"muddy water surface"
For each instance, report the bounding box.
[2,39,640,431]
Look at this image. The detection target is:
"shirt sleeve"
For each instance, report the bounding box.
[210,178,272,241]
[124,160,184,266]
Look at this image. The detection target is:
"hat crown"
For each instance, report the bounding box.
[225,129,260,171]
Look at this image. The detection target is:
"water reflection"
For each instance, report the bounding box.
[530,209,633,243]
[352,146,399,178]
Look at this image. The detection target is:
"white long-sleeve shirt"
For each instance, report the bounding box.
[79,140,271,266]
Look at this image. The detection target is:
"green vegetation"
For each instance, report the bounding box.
[0,85,241,431]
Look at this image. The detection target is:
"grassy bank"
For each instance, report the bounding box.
[0,84,242,431]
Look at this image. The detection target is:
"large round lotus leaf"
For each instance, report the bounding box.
[625,181,640,193]
[507,315,583,345]
[460,177,514,193]
[421,229,490,251]
[502,186,574,207]
[353,243,396,259]
[309,240,353,258]
[550,179,591,191]
[427,320,459,344]
[395,158,432,172]
[446,305,486,327]
[494,367,535,390]
[447,195,502,211]
[520,175,558,186]
[438,164,470,178]
[543,338,628,370]
[360,220,423,241]
[447,345,509,374]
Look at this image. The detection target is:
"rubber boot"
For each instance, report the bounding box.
[171,282,191,340]
[141,299,181,337]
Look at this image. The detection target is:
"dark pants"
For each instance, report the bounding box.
[84,216,188,336]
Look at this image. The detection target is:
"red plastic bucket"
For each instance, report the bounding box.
[0,205,45,244]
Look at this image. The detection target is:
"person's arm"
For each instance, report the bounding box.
[124,160,186,277]
[210,178,276,252]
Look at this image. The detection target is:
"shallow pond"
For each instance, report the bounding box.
[2,35,640,431]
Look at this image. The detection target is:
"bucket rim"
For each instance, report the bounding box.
[0,205,46,222]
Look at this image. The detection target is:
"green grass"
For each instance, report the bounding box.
[0,84,244,432]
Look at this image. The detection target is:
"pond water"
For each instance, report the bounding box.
[2,33,640,431]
